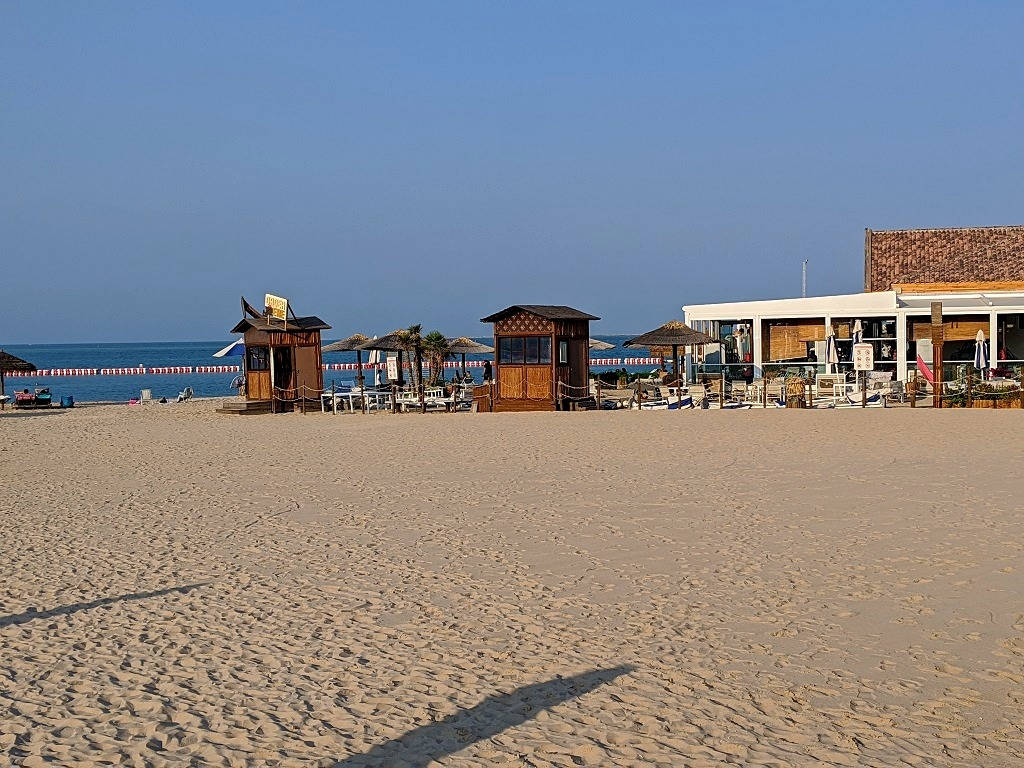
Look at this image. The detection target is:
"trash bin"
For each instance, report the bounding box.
[60,395,75,408]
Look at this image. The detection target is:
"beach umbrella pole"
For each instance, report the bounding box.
[673,344,681,407]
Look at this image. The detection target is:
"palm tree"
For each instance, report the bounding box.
[423,331,451,386]
[397,324,425,412]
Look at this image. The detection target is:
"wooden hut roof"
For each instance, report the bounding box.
[322,333,370,353]
[230,315,331,334]
[480,305,599,323]
[624,320,714,349]
[0,350,36,372]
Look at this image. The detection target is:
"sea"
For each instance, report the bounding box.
[2,336,647,403]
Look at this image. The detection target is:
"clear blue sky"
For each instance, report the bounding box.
[3,2,1023,343]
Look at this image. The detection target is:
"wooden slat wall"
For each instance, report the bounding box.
[499,367,524,399]
[910,318,988,341]
[767,321,825,361]
[526,367,551,399]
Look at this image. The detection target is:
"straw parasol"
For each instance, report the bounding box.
[356,331,409,387]
[323,333,373,396]
[447,337,494,377]
[0,350,36,401]
[322,333,370,354]
[624,320,714,402]
[589,338,615,351]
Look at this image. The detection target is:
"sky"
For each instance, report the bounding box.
[3,2,1024,343]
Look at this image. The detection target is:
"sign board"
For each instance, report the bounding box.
[265,293,288,322]
[853,343,874,371]
[386,355,399,382]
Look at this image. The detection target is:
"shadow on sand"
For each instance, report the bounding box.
[0,583,209,628]
[0,408,69,419]
[332,664,634,767]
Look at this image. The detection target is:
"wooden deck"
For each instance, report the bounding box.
[492,399,556,412]
[216,400,273,415]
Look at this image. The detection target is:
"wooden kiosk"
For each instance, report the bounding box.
[220,297,331,414]
[479,305,598,411]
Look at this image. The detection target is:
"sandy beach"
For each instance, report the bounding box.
[3,404,1024,767]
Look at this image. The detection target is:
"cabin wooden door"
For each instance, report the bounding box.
[247,371,271,401]
[294,345,320,399]
[499,366,524,399]
[272,347,295,399]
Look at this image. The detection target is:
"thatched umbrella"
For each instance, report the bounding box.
[589,338,615,351]
[323,333,372,412]
[0,350,36,404]
[447,337,494,377]
[356,331,409,388]
[323,333,371,384]
[624,320,714,404]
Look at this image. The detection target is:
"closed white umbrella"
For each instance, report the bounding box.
[825,331,839,373]
[368,346,381,387]
[974,329,988,372]
[852,320,864,345]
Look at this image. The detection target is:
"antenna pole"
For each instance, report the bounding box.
[802,260,808,298]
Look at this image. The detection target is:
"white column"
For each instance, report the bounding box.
[752,315,763,379]
[896,310,908,383]
[990,311,999,375]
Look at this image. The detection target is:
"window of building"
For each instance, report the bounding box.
[247,346,269,371]
[498,336,552,365]
[558,340,569,365]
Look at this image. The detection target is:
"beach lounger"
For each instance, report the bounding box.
[177,386,194,403]
[14,390,36,408]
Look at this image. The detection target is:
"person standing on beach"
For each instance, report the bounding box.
[483,359,492,383]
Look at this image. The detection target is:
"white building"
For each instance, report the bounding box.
[682,226,1024,384]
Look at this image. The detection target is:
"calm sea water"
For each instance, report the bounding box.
[3,336,646,403]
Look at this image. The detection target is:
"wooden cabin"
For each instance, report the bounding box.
[220,299,331,414]
[479,305,598,411]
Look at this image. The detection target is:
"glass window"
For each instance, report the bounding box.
[510,337,524,364]
[539,337,551,364]
[558,340,569,364]
[247,346,269,371]
[525,337,540,364]
[499,337,512,364]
